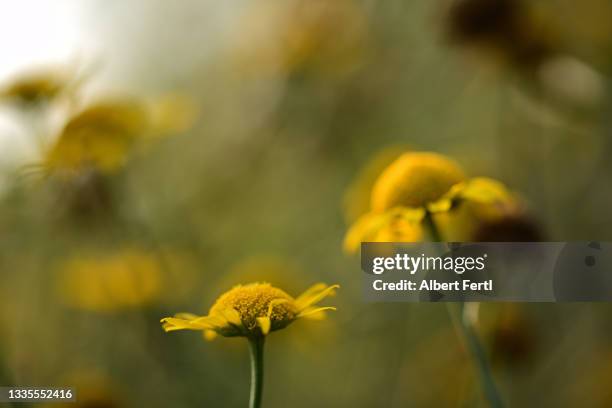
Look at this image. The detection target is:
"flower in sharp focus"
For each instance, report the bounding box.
[344,151,517,251]
[161,282,338,339]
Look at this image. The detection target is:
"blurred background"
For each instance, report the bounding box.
[0,0,612,406]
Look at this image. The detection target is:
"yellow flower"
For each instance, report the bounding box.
[371,152,466,212]
[44,99,149,174]
[0,67,70,106]
[43,94,196,175]
[344,151,516,251]
[57,248,163,312]
[342,146,408,224]
[344,207,424,253]
[161,282,338,339]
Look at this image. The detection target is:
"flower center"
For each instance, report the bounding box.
[210,283,298,332]
[371,152,465,211]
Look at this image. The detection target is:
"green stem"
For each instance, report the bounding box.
[248,336,265,408]
[425,212,504,407]
[423,211,442,242]
[448,303,504,408]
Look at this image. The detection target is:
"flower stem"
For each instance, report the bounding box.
[423,211,442,242]
[424,211,504,407]
[448,303,504,408]
[248,336,265,408]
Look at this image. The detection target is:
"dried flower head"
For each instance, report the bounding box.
[473,212,543,242]
[445,0,555,70]
[161,282,338,339]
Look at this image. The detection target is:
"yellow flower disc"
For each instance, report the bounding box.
[209,283,298,335]
[371,152,466,211]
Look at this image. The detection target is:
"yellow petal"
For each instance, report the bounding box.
[343,208,423,253]
[256,317,271,335]
[215,307,243,327]
[296,284,340,311]
[427,197,453,213]
[298,306,337,320]
[174,313,199,320]
[459,177,511,204]
[343,212,386,253]
[160,316,214,332]
[295,283,328,306]
[267,298,289,317]
[203,330,218,341]
[160,312,226,332]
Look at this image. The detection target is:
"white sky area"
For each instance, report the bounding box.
[0,0,82,175]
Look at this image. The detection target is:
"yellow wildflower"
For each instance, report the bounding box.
[344,207,424,253]
[57,248,162,312]
[162,282,338,408]
[0,67,71,106]
[44,99,149,174]
[371,152,466,212]
[345,151,516,250]
[161,282,338,339]
[342,146,408,223]
[42,94,195,175]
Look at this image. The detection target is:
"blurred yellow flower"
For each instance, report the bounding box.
[344,151,516,251]
[43,94,197,175]
[0,67,71,106]
[57,248,162,312]
[342,146,408,224]
[371,152,466,212]
[161,282,338,339]
[44,99,150,174]
[44,371,124,408]
[344,207,424,253]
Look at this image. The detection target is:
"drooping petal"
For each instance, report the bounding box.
[256,317,271,335]
[174,313,200,320]
[459,177,512,205]
[295,284,340,311]
[344,208,424,253]
[297,306,337,320]
[215,307,243,327]
[343,212,388,253]
[160,315,217,332]
[295,283,328,306]
[428,178,513,213]
[267,298,289,316]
